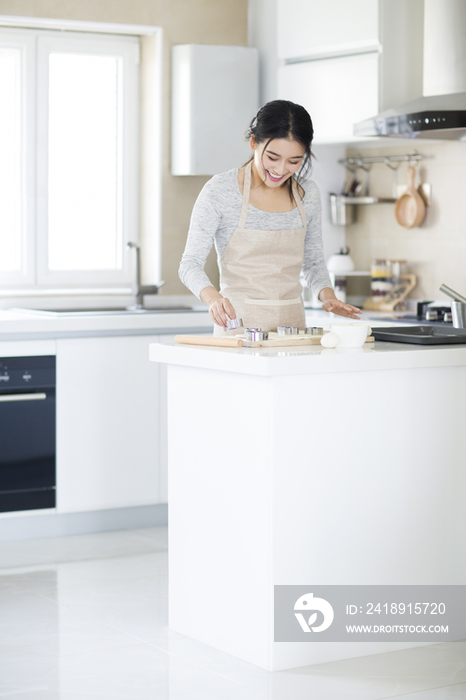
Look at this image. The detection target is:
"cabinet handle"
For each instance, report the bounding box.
[0,393,47,402]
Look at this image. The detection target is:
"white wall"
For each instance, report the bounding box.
[311,145,347,260]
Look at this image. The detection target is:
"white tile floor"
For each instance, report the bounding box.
[0,526,465,700]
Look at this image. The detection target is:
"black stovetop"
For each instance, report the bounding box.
[371,325,466,345]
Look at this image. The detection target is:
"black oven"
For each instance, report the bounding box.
[0,356,56,513]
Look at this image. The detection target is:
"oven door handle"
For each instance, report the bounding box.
[0,392,47,402]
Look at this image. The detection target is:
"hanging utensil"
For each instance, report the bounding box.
[385,158,400,199]
[394,166,426,228]
[342,166,361,196]
[355,160,371,197]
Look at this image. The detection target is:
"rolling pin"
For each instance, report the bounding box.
[175,335,243,347]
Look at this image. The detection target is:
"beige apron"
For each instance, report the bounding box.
[214,161,307,336]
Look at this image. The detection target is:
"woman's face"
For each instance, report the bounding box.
[251,136,306,188]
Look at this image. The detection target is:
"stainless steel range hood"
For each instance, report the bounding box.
[354,0,466,140]
[353,92,466,140]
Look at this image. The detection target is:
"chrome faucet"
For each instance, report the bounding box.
[127,242,165,308]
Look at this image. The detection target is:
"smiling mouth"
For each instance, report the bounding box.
[266,170,286,182]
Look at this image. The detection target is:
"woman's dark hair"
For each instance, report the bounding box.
[246,100,314,200]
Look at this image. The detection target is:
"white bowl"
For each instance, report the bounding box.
[329,323,370,348]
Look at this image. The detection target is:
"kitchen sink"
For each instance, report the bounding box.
[13,306,198,316]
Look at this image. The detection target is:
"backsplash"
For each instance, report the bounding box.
[345,141,466,301]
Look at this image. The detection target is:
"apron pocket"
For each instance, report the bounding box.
[243,297,305,332]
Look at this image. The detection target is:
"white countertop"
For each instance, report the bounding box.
[149,318,466,377]
[0,305,407,340]
[0,306,213,339]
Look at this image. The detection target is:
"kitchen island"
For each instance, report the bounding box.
[149,336,466,671]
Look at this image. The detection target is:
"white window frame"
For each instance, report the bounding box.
[0,30,36,287]
[0,18,162,297]
[36,31,139,287]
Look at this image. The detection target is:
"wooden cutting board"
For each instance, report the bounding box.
[175,333,375,348]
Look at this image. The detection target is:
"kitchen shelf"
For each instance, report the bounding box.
[328,272,371,290]
[339,152,424,167]
[329,271,371,276]
[332,195,396,205]
[330,193,396,225]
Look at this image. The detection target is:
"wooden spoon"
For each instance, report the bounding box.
[394,166,426,228]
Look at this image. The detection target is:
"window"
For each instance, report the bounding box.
[0,28,139,289]
[0,45,22,273]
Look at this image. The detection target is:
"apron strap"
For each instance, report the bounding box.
[238,161,252,229]
[292,178,307,229]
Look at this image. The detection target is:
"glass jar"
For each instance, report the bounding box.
[370,259,392,299]
[390,260,407,284]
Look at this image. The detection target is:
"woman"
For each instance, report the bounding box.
[179,100,362,333]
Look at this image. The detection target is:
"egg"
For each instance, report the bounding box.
[320,332,339,348]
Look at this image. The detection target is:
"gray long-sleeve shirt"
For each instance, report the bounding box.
[178,168,332,300]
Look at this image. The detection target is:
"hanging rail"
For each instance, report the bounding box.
[338,151,424,167]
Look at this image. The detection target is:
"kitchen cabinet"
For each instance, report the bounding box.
[0,313,214,533]
[278,53,379,143]
[171,44,259,175]
[277,0,424,143]
[0,340,56,358]
[277,0,379,61]
[56,335,161,513]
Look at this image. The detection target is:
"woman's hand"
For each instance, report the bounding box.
[200,286,236,327]
[322,298,362,319]
[208,296,237,327]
